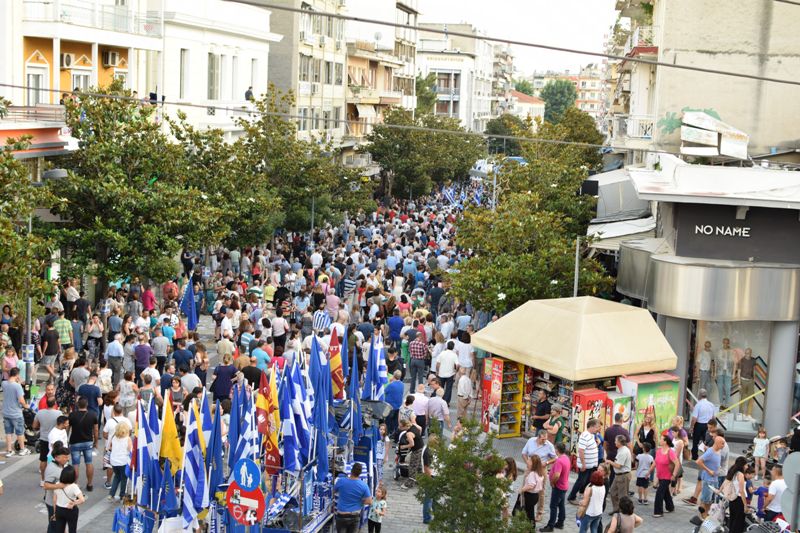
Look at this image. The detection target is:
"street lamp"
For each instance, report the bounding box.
[24,168,66,383]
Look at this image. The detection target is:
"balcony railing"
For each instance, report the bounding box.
[435,86,460,95]
[611,114,655,141]
[348,86,379,101]
[23,0,163,37]
[623,26,654,56]
[2,105,66,123]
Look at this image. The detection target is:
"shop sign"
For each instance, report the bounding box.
[693,225,751,238]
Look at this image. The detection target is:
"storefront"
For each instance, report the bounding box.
[617,154,800,437]
[471,297,679,444]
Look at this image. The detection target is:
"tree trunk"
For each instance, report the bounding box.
[94,242,109,305]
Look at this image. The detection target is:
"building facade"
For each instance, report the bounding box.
[417,23,494,132]
[268,0,347,144]
[508,89,544,125]
[575,63,606,125]
[607,0,800,162]
[491,44,514,117]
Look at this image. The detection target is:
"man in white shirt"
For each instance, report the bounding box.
[435,340,459,404]
[310,250,323,269]
[456,368,472,420]
[567,418,600,504]
[690,388,717,460]
[220,308,234,339]
[141,357,161,388]
[411,383,430,436]
[765,465,786,521]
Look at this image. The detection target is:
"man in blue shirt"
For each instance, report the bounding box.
[252,340,271,371]
[171,339,193,371]
[76,373,103,418]
[334,462,372,532]
[689,388,717,460]
[384,370,405,438]
[161,318,176,347]
[387,309,405,347]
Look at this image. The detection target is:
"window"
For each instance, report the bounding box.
[26,69,46,105]
[313,13,323,34]
[581,81,587,88]
[299,54,311,82]
[251,58,258,88]
[325,61,333,84]
[335,18,344,40]
[326,15,334,37]
[71,71,90,91]
[179,49,189,99]
[333,106,341,129]
[114,71,127,88]
[323,110,331,129]
[232,56,238,100]
[335,63,343,85]
[313,109,321,130]
[312,58,322,83]
[435,101,449,115]
[300,3,313,35]
[207,53,220,100]
[220,55,228,99]
[298,108,308,131]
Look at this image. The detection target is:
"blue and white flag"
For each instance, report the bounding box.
[179,281,198,331]
[290,360,312,465]
[182,404,209,530]
[280,373,301,473]
[443,187,457,206]
[474,185,483,206]
[362,333,388,401]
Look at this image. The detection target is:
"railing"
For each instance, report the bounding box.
[611,114,655,141]
[2,105,66,123]
[623,25,654,56]
[435,86,460,95]
[613,72,630,101]
[348,86,379,101]
[379,89,403,100]
[23,0,163,37]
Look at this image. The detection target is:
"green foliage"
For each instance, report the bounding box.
[485,114,527,156]
[0,97,10,118]
[540,79,577,123]
[236,87,374,232]
[365,108,485,197]
[415,73,437,115]
[415,422,532,533]
[50,80,226,287]
[514,79,535,96]
[658,106,721,135]
[0,137,57,300]
[448,107,611,313]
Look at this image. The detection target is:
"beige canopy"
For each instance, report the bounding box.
[471,296,677,381]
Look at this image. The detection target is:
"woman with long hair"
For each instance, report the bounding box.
[520,454,545,529]
[497,456,518,522]
[725,456,748,533]
[647,433,680,517]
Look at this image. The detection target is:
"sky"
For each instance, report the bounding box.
[418,0,618,76]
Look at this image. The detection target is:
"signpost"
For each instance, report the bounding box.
[226,482,266,527]
[233,458,261,492]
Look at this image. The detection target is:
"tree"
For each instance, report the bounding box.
[540,79,577,123]
[415,422,532,533]
[365,108,485,198]
[514,79,534,96]
[0,137,56,300]
[416,73,437,115]
[236,88,374,232]
[50,81,226,290]
[485,114,526,156]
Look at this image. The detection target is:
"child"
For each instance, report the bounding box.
[635,442,654,504]
[368,485,387,533]
[753,427,769,480]
[775,438,789,464]
[376,424,389,482]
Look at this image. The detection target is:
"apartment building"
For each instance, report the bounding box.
[0,0,282,138]
[575,63,605,125]
[508,90,544,125]
[417,23,494,132]
[492,44,514,116]
[608,0,800,162]
[268,0,347,144]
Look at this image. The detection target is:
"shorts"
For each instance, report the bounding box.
[636,477,650,488]
[70,441,93,465]
[3,416,24,436]
[42,355,57,366]
[701,479,719,503]
[38,440,50,462]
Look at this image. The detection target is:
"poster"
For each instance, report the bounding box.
[619,375,679,434]
[694,321,771,416]
[481,359,503,433]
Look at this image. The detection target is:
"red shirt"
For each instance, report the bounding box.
[141,289,156,311]
[38,395,57,410]
[550,454,571,490]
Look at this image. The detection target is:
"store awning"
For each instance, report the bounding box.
[356,104,376,118]
[471,296,677,381]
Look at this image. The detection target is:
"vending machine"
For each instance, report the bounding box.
[571,388,609,453]
[481,357,523,438]
[617,373,680,433]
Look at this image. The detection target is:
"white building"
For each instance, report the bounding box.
[417,23,494,132]
[508,90,544,125]
[267,0,347,144]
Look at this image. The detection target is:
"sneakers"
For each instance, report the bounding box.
[683,496,697,505]
[17,448,31,456]
[104,482,112,490]
[4,450,15,457]
[541,527,555,532]
[86,485,93,492]
[107,495,115,502]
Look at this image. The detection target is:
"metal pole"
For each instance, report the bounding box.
[310,196,315,244]
[573,236,580,297]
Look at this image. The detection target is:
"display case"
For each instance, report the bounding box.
[524,370,574,438]
[481,357,523,438]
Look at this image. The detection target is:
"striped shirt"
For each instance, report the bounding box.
[313,309,332,333]
[53,318,72,345]
[577,430,599,469]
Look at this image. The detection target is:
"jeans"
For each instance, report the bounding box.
[109,465,128,498]
[409,358,426,388]
[70,441,93,465]
[423,497,435,523]
[568,467,596,501]
[440,375,455,404]
[386,409,399,438]
[699,370,712,396]
[691,422,708,460]
[654,479,674,514]
[46,503,55,533]
[547,487,566,527]
[108,357,123,387]
[579,514,602,533]
[335,513,360,533]
[716,373,732,406]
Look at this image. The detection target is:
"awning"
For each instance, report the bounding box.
[356,104,376,118]
[471,296,677,381]
[587,216,656,251]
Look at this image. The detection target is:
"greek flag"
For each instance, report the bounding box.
[280,372,301,473]
[474,186,483,206]
[199,391,213,452]
[362,333,388,401]
[443,187,457,206]
[234,387,258,463]
[290,361,312,465]
[182,404,209,531]
[312,310,331,333]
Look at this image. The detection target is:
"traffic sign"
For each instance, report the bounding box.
[226,482,266,526]
[233,458,261,492]
[21,344,34,363]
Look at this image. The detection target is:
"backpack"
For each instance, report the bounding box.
[720,478,738,501]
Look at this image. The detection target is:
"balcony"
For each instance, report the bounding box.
[624,26,655,56]
[2,105,66,125]
[611,114,655,142]
[348,86,380,104]
[23,0,162,37]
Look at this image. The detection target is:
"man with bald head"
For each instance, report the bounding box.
[697,434,725,518]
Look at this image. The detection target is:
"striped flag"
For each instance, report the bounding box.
[182,403,209,530]
[362,333,388,401]
[256,371,281,476]
[199,391,213,454]
[328,333,345,399]
[290,360,312,465]
[280,371,301,473]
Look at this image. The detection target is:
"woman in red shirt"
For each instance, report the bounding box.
[647,434,680,517]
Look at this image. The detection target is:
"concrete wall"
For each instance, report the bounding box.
[653,0,800,154]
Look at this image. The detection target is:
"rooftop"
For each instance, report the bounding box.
[509,90,544,105]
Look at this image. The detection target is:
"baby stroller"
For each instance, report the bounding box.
[691,486,730,533]
[13,407,40,452]
[393,429,411,481]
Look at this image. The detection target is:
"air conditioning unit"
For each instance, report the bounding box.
[319,36,326,47]
[60,53,76,69]
[102,51,120,68]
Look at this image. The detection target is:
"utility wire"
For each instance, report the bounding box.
[225,0,800,87]
[2,82,689,155]
[773,0,800,6]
